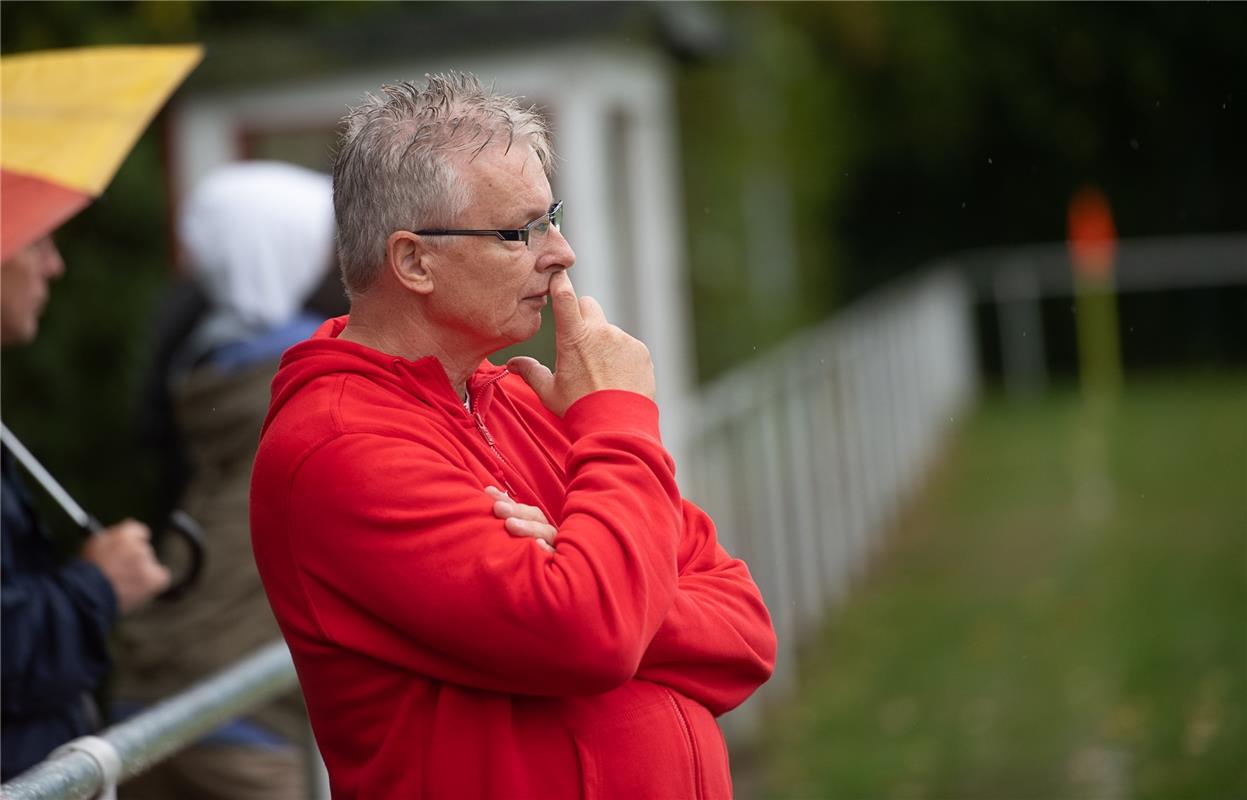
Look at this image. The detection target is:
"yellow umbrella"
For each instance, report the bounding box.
[0,44,203,261]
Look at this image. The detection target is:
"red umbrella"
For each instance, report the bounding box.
[1,44,203,260]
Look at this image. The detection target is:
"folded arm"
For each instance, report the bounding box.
[633,501,776,715]
[493,493,776,715]
[266,392,683,698]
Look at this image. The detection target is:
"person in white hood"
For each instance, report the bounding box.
[176,160,337,372]
[115,161,340,800]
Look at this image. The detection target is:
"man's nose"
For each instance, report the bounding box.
[537,226,575,272]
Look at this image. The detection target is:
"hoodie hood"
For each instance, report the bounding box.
[262,315,507,437]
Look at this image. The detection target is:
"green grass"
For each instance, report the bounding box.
[755,372,1247,800]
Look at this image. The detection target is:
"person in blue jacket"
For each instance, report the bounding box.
[1,235,172,780]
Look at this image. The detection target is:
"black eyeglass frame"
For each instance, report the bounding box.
[415,201,563,247]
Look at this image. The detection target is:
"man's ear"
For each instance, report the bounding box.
[386,230,435,296]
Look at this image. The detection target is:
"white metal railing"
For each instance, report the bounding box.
[965,233,1247,395]
[683,268,978,740]
[1,641,298,800]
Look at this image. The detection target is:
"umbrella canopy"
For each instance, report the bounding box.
[0,44,203,261]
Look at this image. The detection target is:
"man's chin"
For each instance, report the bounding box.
[511,322,543,348]
[485,320,542,357]
[518,309,544,338]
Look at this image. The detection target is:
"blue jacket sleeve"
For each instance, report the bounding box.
[1,479,117,715]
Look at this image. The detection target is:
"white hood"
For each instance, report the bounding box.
[179,160,334,335]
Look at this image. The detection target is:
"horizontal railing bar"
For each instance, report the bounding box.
[958,233,1247,295]
[2,640,296,800]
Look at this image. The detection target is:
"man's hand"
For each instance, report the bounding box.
[80,519,171,613]
[486,485,557,553]
[506,270,655,416]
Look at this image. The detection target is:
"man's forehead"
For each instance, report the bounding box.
[458,144,550,202]
[459,140,542,176]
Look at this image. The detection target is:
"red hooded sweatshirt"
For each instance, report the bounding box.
[250,318,775,799]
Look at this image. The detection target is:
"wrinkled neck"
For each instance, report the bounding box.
[339,295,484,399]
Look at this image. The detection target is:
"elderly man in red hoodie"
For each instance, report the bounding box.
[249,72,776,799]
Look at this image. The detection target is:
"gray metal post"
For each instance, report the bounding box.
[993,261,1048,396]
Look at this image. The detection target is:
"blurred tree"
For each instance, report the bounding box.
[679,5,850,381]
[808,2,1244,293]
[678,1,1245,380]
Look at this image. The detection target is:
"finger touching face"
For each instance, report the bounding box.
[547,269,586,339]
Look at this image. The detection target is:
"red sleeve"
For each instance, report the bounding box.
[634,501,776,716]
[283,390,681,697]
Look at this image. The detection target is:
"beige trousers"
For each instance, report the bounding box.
[120,744,307,800]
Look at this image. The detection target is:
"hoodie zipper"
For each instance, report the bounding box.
[472,411,519,497]
[468,371,519,497]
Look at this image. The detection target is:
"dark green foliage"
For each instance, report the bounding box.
[678,2,1245,380]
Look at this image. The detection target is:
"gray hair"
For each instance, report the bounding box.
[332,72,553,295]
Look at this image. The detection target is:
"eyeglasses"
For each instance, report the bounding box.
[415,201,563,249]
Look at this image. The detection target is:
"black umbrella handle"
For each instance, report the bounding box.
[79,509,204,602]
[155,510,206,602]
